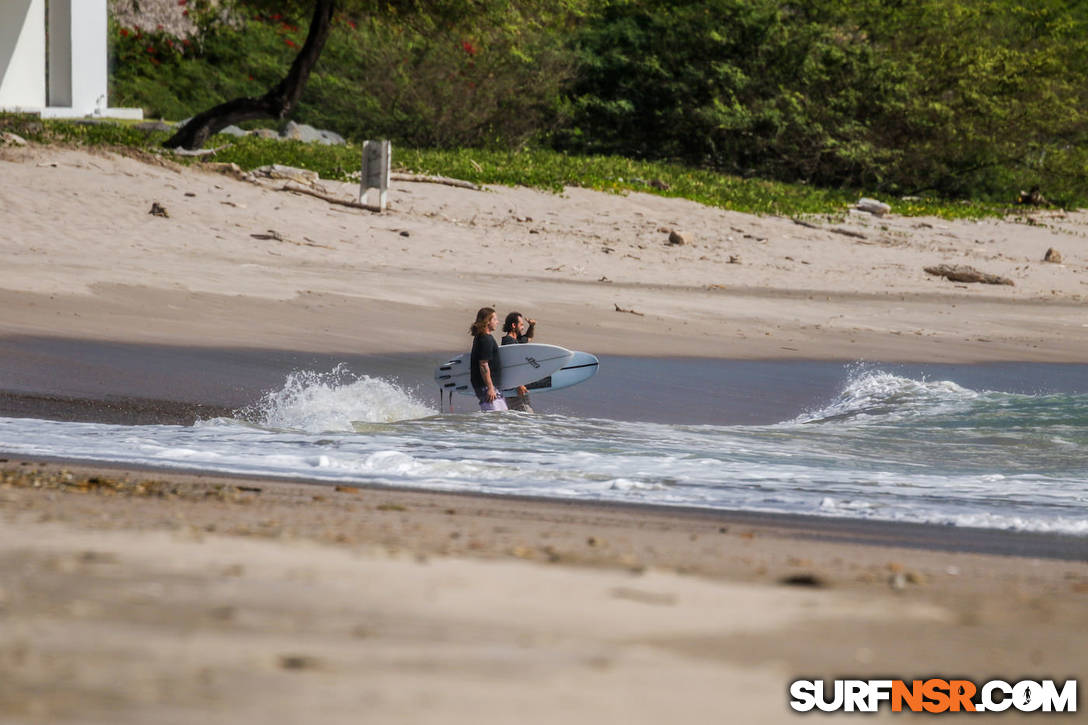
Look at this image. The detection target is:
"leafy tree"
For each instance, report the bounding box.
[560,0,1088,199]
[162,0,583,149]
[165,0,335,149]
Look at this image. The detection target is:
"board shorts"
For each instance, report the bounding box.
[479,397,508,412]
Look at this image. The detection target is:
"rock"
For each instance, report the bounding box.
[219,125,246,137]
[135,120,174,132]
[856,197,891,217]
[283,121,319,143]
[667,230,691,246]
[649,179,670,191]
[318,128,346,146]
[924,264,1014,286]
[1044,247,1063,263]
[149,202,169,218]
[780,573,827,588]
[248,128,279,140]
[0,132,27,147]
[278,654,320,670]
[282,121,346,145]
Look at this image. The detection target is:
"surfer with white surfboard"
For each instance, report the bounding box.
[469,307,507,412]
[433,307,599,413]
[501,311,536,413]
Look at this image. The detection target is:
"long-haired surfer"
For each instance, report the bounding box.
[469,307,507,412]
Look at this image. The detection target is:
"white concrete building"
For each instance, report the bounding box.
[0,0,142,118]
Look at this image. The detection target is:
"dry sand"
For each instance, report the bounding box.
[2,145,1087,722]
[1,145,1087,361]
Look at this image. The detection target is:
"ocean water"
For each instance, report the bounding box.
[1,365,1086,535]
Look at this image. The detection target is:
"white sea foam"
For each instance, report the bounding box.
[231,365,435,432]
[791,369,981,424]
[1,366,1086,536]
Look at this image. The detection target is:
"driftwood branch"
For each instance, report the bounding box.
[278,183,377,211]
[791,218,867,240]
[829,227,868,240]
[924,264,1014,286]
[390,173,481,191]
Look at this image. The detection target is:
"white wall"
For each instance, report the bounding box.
[0,0,47,109]
[69,0,109,114]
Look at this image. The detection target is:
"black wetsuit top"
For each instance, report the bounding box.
[470,333,501,400]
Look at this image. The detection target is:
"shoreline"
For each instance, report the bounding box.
[3,334,1087,427]
[2,457,1086,722]
[4,457,1087,560]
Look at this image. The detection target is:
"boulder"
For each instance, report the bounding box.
[1044,247,1063,263]
[282,122,345,145]
[0,132,27,147]
[856,197,891,217]
[317,128,346,146]
[667,230,691,246]
[219,125,246,137]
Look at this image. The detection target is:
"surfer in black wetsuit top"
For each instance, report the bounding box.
[470,307,506,411]
[501,312,536,413]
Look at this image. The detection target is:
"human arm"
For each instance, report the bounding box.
[479,361,498,401]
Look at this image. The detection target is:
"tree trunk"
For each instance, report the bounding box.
[164,0,338,150]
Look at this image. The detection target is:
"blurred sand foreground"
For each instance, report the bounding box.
[1,461,1085,724]
[1,145,1087,362]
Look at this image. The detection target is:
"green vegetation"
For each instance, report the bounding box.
[103,0,1088,211]
[1,113,1011,218]
[559,0,1088,207]
[103,0,1088,210]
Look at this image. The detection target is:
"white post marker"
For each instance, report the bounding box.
[360,139,391,211]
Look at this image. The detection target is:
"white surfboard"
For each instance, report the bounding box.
[434,342,573,397]
[502,350,599,397]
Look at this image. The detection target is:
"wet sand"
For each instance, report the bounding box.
[1,459,1086,723]
[3,335,1087,425]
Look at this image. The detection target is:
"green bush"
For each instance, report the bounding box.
[559,0,1088,203]
[105,0,1088,207]
[110,4,575,147]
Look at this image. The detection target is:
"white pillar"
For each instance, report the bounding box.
[44,0,113,116]
[0,0,47,110]
[360,140,391,212]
